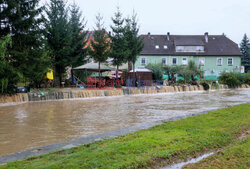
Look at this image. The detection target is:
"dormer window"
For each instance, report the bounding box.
[176,46,184,52]
[163,45,168,49]
[176,46,204,52]
[155,45,159,49]
[196,46,204,52]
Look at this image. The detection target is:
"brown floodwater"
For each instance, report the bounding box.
[0,89,249,156]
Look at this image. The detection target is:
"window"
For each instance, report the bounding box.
[141,58,146,65]
[217,58,223,66]
[182,57,188,65]
[196,46,204,52]
[176,46,184,52]
[163,45,168,49]
[162,58,167,65]
[228,58,233,66]
[199,58,205,66]
[155,45,159,49]
[176,46,204,52]
[172,58,177,65]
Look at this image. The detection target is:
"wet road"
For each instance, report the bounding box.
[0,89,249,156]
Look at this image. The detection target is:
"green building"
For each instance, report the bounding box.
[135,32,242,80]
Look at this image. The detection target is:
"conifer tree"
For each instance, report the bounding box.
[110,7,128,79]
[45,0,72,86]
[0,0,49,87]
[0,35,19,94]
[88,13,110,84]
[240,34,250,72]
[69,2,87,67]
[124,12,144,77]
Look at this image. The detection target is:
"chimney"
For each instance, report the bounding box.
[204,32,208,43]
[147,32,151,39]
[167,32,170,41]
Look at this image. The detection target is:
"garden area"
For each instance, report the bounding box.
[145,61,250,90]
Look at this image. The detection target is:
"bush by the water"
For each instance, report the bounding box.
[201,82,210,90]
[218,72,250,88]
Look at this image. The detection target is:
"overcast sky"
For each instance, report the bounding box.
[40,0,250,44]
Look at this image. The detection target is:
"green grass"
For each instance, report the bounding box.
[183,138,250,169]
[1,104,250,169]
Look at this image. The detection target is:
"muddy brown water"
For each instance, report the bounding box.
[0,89,249,156]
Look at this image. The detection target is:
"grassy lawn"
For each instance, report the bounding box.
[183,138,250,169]
[1,104,249,169]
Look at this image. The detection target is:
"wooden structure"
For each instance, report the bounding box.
[122,68,152,87]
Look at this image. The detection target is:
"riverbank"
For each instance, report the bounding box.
[1,104,249,168]
[183,137,250,169]
[1,84,249,105]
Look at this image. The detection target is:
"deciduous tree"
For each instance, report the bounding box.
[0,35,19,94]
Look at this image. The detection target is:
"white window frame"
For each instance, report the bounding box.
[196,46,204,52]
[227,58,233,66]
[217,58,223,66]
[182,57,188,65]
[162,58,167,65]
[199,58,205,66]
[141,57,146,65]
[172,57,177,65]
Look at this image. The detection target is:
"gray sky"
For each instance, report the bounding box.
[40,0,250,44]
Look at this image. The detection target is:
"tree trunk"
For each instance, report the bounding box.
[116,65,119,80]
[133,63,136,79]
[98,62,101,88]
[128,61,132,71]
[59,70,62,88]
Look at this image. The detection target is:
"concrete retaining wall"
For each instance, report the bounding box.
[1,84,249,105]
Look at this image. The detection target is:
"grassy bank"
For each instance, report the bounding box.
[1,104,250,169]
[183,137,250,169]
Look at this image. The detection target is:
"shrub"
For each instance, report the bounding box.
[235,73,250,85]
[211,81,219,89]
[177,79,185,84]
[146,64,164,80]
[246,75,250,85]
[219,72,240,88]
[201,82,210,90]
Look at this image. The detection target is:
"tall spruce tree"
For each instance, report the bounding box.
[0,0,49,87]
[124,12,144,77]
[110,7,128,79]
[45,0,72,86]
[88,13,110,84]
[69,2,87,67]
[240,34,250,72]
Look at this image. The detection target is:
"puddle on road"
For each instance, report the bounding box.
[0,89,249,156]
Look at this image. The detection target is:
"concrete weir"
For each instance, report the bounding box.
[0,84,249,105]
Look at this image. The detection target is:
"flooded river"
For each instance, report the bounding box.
[0,89,249,156]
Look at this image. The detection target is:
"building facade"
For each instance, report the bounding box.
[135,33,242,80]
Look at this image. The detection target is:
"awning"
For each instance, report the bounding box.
[72,62,113,72]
